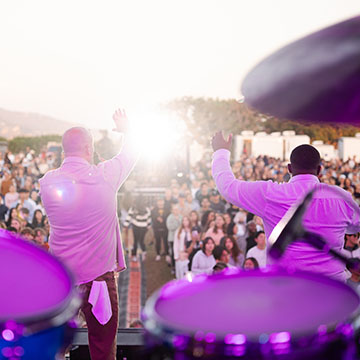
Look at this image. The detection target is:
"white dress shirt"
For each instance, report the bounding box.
[39,142,138,284]
[212,149,360,281]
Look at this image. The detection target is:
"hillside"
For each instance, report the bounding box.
[0,108,77,138]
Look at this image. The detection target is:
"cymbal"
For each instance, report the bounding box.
[241,16,360,124]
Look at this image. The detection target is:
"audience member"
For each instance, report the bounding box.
[151,198,169,261]
[173,216,192,279]
[243,257,260,270]
[124,195,152,261]
[220,235,244,268]
[205,214,226,245]
[246,231,267,268]
[191,237,216,276]
[166,204,182,267]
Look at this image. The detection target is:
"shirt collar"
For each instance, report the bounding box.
[62,156,90,165]
[289,174,320,183]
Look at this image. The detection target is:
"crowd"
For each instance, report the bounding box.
[121,153,360,283]
[1,145,360,285]
[0,147,58,250]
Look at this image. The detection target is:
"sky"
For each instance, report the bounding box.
[0,0,359,130]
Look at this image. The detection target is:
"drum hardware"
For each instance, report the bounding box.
[0,230,81,360]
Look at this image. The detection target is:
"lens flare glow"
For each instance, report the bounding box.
[126,108,185,163]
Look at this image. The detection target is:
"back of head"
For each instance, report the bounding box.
[290,144,320,173]
[62,127,93,157]
[213,245,226,261]
[134,195,146,214]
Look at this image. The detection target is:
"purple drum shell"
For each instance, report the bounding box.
[144,269,360,341]
[0,229,73,323]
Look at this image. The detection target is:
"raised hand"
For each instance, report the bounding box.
[211,131,233,152]
[112,108,129,133]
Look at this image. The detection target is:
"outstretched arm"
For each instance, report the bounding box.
[211,131,268,218]
[112,108,130,134]
[100,108,139,189]
[211,131,233,152]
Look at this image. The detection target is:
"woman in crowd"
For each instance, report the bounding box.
[200,210,215,234]
[186,210,202,270]
[220,235,244,268]
[173,216,192,279]
[32,209,45,228]
[30,190,39,203]
[191,237,216,276]
[190,210,201,233]
[227,222,247,254]
[243,257,260,270]
[205,214,226,245]
[4,184,19,209]
[6,207,18,228]
[124,195,152,261]
[224,213,232,232]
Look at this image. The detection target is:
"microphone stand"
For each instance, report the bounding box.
[302,231,360,273]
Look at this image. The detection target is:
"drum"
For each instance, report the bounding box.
[0,229,81,360]
[142,268,360,359]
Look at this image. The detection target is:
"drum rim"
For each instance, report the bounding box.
[0,231,81,334]
[142,269,360,344]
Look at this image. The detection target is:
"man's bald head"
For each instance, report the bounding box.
[288,144,321,176]
[62,127,94,161]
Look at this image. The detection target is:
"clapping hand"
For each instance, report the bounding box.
[112,108,130,134]
[211,131,233,152]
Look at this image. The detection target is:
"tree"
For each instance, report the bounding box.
[8,135,62,154]
[166,97,360,145]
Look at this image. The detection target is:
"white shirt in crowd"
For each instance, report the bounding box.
[246,246,267,268]
[191,250,216,276]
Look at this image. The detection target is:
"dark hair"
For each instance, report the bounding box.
[32,209,45,228]
[134,195,147,215]
[290,144,320,171]
[20,207,30,215]
[20,227,35,237]
[213,261,228,273]
[201,210,213,229]
[255,230,265,239]
[202,237,215,254]
[220,235,242,264]
[226,222,236,236]
[7,226,18,233]
[213,245,228,261]
[6,207,18,227]
[243,257,259,269]
[200,196,210,205]
[18,188,29,194]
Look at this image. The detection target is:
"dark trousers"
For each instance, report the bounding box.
[79,271,119,360]
[154,229,168,255]
[132,226,147,256]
